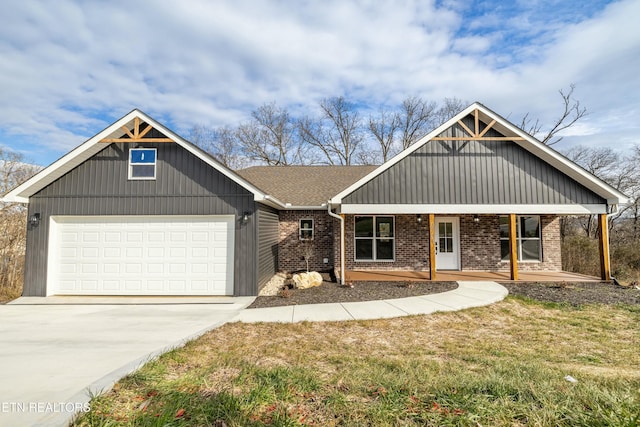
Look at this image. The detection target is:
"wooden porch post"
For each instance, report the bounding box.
[598,213,611,280]
[508,214,518,280]
[428,214,436,280]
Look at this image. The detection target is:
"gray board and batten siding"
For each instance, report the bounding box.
[343,115,606,205]
[256,204,279,290]
[24,138,259,297]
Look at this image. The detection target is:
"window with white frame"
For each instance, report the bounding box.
[299,218,314,240]
[129,148,157,180]
[354,216,394,261]
[500,216,541,261]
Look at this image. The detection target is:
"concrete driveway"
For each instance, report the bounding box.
[0,297,253,427]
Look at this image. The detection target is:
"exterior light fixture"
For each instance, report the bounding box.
[473,214,480,223]
[29,213,41,227]
[242,212,251,223]
[416,214,422,223]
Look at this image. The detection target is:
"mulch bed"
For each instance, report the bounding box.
[247,281,457,309]
[247,280,639,309]
[500,281,640,306]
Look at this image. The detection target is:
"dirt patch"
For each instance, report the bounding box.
[248,281,458,308]
[248,280,639,309]
[500,281,639,306]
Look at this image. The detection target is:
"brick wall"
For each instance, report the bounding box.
[333,214,562,276]
[278,210,335,273]
[343,214,431,272]
[460,214,502,270]
[460,214,562,272]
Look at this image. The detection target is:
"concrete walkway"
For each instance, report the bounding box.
[236,281,508,323]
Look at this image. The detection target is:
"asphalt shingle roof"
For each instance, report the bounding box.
[237,165,377,206]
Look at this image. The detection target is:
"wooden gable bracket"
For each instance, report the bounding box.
[432,109,524,141]
[99,117,174,143]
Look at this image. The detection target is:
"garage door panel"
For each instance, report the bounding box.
[48,216,234,296]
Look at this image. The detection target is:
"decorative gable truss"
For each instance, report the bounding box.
[99,117,173,143]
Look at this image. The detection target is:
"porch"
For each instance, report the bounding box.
[345,270,602,282]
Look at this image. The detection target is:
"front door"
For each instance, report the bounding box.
[435,217,460,270]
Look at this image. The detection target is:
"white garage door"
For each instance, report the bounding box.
[47,216,235,296]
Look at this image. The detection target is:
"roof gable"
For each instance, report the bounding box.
[331,102,628,206]
[2,109,283,207]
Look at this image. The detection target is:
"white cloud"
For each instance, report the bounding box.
[0,0,638,165]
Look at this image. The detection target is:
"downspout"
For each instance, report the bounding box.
[327,203,345,285]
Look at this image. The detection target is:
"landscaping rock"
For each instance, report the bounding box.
[292,271,323,289]
[259,272,287,296]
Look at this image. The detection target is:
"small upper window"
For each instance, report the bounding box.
[129,148,157,180]
[300,219,314,240]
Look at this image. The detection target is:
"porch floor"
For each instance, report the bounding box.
[345,270,601,282]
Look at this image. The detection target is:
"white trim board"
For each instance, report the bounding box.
[339,204,608,215]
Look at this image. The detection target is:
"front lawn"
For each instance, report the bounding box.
[75,298,639,426]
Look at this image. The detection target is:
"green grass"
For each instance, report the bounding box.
[75,298,640,426]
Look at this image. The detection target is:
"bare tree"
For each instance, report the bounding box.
[189,125,248,170]
[0,149,40,299]
[368,108,400,162]
[237,103,306,166]
[433,97,467,128]
[561,145,638,237]
[398,97,438,150]
[299,97,365,165]
[520,84,588,145]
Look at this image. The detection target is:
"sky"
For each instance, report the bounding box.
[0,0,639,166]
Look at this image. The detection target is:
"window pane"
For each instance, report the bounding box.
[300,219,313,229]
[300,229,313,240]
[355,239,373,260]
[131,149,156,164]
[376,217,394,238]
[376,239,394,260]
[131,164,155,178]
[499,216,509,238]
[521,239,540,261]
[521,216,540,238]
[443,237,453,253]
[500,240,510,261]
[355,217,373,237]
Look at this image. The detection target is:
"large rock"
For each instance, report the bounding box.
[292,272,323,289]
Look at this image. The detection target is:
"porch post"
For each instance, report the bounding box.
[341,214,346,284]
[508,214,518,280]
[598,213,611,280]
[428,214,436,280]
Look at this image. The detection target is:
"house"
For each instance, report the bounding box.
[2,103,628,297]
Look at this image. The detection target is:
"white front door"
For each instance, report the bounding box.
[435,217,460,270]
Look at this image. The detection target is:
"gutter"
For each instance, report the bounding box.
[326,203,345,285]
[283,203,328,210]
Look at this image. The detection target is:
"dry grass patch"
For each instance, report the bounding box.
[75,299,639,426]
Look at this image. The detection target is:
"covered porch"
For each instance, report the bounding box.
[345,269,602,282]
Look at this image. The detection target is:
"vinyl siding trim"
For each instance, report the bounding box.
[339,204,608,215]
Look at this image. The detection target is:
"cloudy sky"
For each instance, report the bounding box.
[1,0,638,166]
